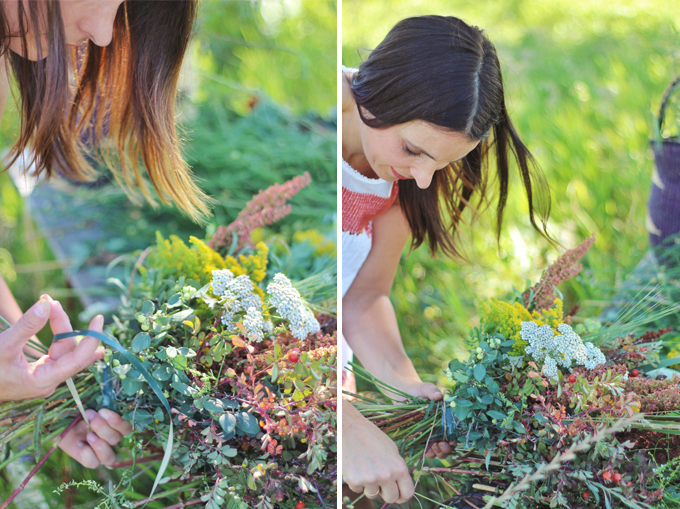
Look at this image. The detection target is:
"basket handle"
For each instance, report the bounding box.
[658,75,680,133]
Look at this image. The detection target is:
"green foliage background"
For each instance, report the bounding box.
[344,0,680,382]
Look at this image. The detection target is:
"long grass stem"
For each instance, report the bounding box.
[0,415,82,509]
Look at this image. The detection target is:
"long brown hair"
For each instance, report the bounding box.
[0,1,212,222]
[349,15,551,257]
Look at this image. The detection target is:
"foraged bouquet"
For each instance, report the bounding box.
[349,235,680,509]
[0,174,337,509]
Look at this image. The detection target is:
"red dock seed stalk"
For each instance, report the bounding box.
[523,234,596,311]
[208,172,312,253]
[635,327,673,344]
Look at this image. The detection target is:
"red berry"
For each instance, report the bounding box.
[631,369,639,378]
[613,473,622,483]
[602,471,612,481]
[568,374,577,383]
[296,502,305,509]
[288,350,300,363]
[583,492,590,499]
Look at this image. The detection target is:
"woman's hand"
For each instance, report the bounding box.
[343,400,415,504]
[59,409,133,468]
[381,374,453,460]
[0,296,104,402]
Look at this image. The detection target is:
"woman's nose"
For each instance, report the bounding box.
[81,2,122,47]
[410,163,437,189]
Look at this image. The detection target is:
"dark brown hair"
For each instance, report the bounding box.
[0,1,212,222]
[349,15,551,257]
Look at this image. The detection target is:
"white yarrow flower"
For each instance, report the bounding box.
[267,273,320,340]
[542,355,559,380]
[520,320,605,381]
[243,306,265,342]
[210,270,264,337]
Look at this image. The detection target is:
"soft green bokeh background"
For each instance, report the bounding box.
[344,0,680,381]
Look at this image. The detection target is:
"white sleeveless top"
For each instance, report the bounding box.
[341,157,398,369]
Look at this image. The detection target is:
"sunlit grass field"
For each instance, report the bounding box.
[344,0,680,383]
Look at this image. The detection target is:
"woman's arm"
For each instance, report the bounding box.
[343,203,441,399]
[342,204,452,503]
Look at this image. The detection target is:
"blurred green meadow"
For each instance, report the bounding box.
[343,0,680,384]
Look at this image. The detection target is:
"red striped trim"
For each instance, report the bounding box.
[342,183,398,235]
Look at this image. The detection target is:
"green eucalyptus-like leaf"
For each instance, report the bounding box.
[171,355,188,370]
[487,410,507,420]
[121,377,143,396]
[142,300,155,316]
[112,364,132,378]
[218,412,237,440]
[171,382,198,397]
[131,332,151,353]
[236,412,260,436]
[512,421,527,434]
[167,293,182,308]
[170,309,195,323]
[204,399,225,417]
[152,365,173,381]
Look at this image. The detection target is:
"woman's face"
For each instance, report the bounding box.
[5,0,124,60]
[358,117,480,189]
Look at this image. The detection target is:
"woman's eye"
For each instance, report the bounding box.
[403,145,420,157]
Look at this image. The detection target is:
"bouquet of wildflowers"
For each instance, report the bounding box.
[348,235,680,509]
[0,176,337,509]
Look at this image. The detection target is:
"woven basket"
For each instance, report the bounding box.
[648,76,680,247]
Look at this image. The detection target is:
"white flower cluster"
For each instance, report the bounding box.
[584,342,606,370]
[211,269,265,341]
[266,273,320,340]
[543,356,558,381]
[521,321,605,380]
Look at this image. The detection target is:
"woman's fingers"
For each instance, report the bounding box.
[379,482,400,504]
[426,441,452,459]
[395,472,415,504]
[47,298,76,360]
[77,442,101,469]
[86,431,118,466]
[36,315,104,384]
[363,484,381,500]
[59,411,127,468]
[59,420,100,469]
[435,441,451,458]
[97,408,133,436]
[422,383,443,400]
[0,298,51,357]
[426,442,440,459]
[408,382,442,401]
[86,410,122,446]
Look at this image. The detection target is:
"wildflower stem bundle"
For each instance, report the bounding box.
[347,236,680,508]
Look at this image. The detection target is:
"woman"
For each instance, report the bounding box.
[342,15,552,504]
[0,0,208,469]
